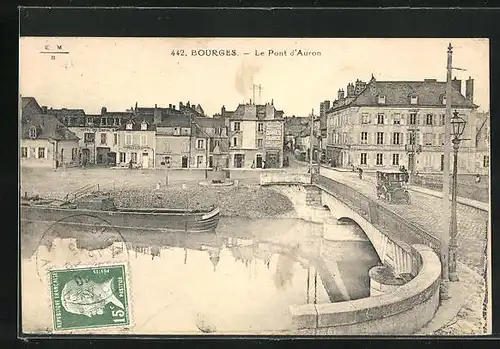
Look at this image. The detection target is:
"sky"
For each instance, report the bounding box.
[19,38,490,116]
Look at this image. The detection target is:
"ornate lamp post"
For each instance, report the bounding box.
[405,128,422,182]
[449,110,466,282]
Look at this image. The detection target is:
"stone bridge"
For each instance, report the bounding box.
[260,171,441,276]
[260,170,443,334]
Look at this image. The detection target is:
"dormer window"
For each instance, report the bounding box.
[442,96,447,105]
[29,126,37,139]
[126,122,133,130]
[410,95,418,105]
[378,95,386,104]
[141,121,148,131]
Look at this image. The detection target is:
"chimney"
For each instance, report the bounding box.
[221,105,226,114]
[187,101,191,108]
[451,77,462,93]
[355,80,366,94]
[338,89,345,100]
[155,104,157,108]
[346,83,355,97]
[169,104,172,109]
[101,106,107,115]
[153,107,162,125]
[42,106,47,114]
[179,102,183,108]
[466,76,474,103]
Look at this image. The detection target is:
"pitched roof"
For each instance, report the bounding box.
[117,119,156,131]
[21,114,79,141]
[21,97,41,110]
[156,114,191,128]
[194,117,225,128]
[328,79,477,112]
[46,108,86,117]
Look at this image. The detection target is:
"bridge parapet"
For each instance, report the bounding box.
[313,173,441,256]
[260,172,312,186]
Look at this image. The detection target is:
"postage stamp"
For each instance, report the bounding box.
[50,264,130,331]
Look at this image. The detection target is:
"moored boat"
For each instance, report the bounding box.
[20,192,220,233]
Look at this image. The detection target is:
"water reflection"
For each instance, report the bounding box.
[21,217,379,334]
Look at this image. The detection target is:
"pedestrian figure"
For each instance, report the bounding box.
[251,160,255,169]
[475,173,481,183]
[358,167,363,180]
[129,159,133,169]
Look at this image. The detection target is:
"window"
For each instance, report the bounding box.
[141,122,148,131]
[21,147,28,158]
[131,152,137,163]
[197,155,204,167]
[392,132,401,145]
[484,155,489,168]
[215,127,222,134]
[197,139,205,149]
[408,132,417,145]
[426,114,434,125]
[125,134,132,145]
[86,117,92,125]
[113,133,118,145]
[392,154,400,166]
[233,137,238,147]
[378,95,386,104]
[100,133,107,145]
[376,153,383,165]
[233,122,240,131]
[72,148,78,160]
[120,152,126,163]
[440,114,446,126]
[38,147,46,159]
[424,154,432,167]
[377,113,385,125]
[213,139,220,148]
[258,123,264,132]
[257,138,263,147]
[393,114,401,125]
[424,133,433,146]
[410,95,418,104]
[409,113,417,125]
[140,135,147,146]
[361,113,370,124]
[84,132,95,143]
[361,132,368,144]
[163,156,171,166]
[126,122,133,130]
[377,132,384,145]
[29,126,37,139]
[360,153,367,165]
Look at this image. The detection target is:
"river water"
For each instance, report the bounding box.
[21,216,380,335]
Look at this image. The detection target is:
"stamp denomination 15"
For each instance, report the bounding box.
[50,264,130,331]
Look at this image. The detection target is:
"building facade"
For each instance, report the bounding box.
[222,102,285,168]
[20,99,80,168]
[326,76,482,173]
[116,119,156,168]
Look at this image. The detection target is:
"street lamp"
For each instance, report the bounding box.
[449,110,466,282]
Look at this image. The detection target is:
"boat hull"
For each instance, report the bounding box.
[20,205,220,234]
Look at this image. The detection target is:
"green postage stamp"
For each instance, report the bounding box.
[49,264,130,331]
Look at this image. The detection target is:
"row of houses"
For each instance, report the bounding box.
[20,97,286,170]
[284,75,490,174]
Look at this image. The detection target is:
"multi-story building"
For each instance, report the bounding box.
[192,116,228,168]
[116,118,156,168]
[220,102,285,168]
[474,112,490,175]
[326,75,482,173]
[155,113,193,168]
[20,97,80,168]
[46,106,133,165]
[283,115,310,151]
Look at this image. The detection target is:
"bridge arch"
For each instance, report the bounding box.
[321,190,414,276]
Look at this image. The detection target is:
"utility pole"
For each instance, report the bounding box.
[441,43,453,293]
[310,108,314,169]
